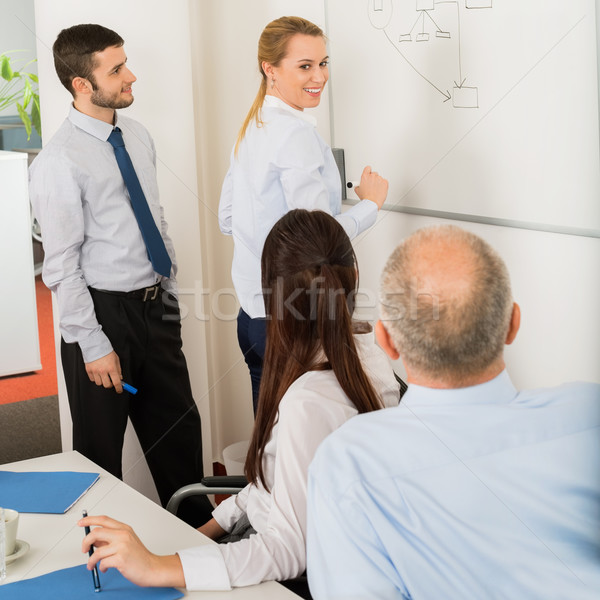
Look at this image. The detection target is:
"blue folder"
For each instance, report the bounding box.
[0,470,99,513]
[0,564,183,599]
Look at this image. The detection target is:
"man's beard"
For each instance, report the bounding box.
[90,87,134,110]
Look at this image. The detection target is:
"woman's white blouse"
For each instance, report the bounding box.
[177,331,400,590]
[218,95,378,319]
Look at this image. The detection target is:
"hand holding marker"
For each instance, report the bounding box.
[346,166,388,209]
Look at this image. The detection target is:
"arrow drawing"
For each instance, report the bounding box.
[383,27,452,101]
[368,0,492,108]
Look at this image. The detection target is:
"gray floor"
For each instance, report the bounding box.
[0,395,61,464]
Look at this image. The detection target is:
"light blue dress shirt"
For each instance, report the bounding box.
[307,371,600,600]
[218,95,378,318]
[29,106,176,363]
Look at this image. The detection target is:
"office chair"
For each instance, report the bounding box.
[166,475,248,514]
[166,373,408,599]
[167,372,407,513]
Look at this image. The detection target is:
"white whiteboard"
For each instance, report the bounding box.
[326,0,600,236]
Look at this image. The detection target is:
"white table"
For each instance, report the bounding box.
[1,451,299,598]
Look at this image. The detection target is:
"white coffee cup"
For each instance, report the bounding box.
[2,509,19,556]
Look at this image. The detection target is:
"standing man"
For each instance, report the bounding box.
[30,24,212,526]
[306,225,600,599]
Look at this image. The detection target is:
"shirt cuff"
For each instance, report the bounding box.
[177,544,232,591]
[78,330,114,364]
[350,198,378,235]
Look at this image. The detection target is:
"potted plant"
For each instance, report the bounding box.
[0,50,40,140]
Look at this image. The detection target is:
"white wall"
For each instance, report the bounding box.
[0,0,37,117]
[34,0,211,502]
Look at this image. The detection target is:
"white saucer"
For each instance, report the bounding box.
[5,540,30,565]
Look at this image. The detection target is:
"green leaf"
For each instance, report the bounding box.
[27,72,38,83]
[31,95,41,137]
[16,102,32,140]
[22,78,32,109]
[1,55,14,81]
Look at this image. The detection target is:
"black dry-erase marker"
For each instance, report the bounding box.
[82,510,101,592]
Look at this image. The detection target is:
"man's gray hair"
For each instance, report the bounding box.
[379,225,513,378]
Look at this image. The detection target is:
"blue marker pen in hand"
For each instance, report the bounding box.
[122,382,138,394]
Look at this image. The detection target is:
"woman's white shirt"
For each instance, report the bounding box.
[218,95,378,318]
[177,331,400,590]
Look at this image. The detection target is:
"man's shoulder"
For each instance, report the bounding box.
[548,379,599,394]
[311,405,396,477]
[516,380,600,408]
[312,378,600,480]
[40,116,74,148]
[30,118,78,172]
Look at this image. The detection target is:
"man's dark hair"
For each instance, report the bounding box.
[52,24,124,96]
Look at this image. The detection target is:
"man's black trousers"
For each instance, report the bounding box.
[61,287,213,526]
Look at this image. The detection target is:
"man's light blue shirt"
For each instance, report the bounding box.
[307,371,600,599]
[30,106,176,362]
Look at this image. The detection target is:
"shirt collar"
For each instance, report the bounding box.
[68,104,117,142]
[402,370,518,407]
[263,94,317,127]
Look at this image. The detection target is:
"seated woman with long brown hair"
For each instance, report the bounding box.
[79,209,399,591]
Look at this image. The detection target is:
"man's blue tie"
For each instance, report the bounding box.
[107,127,172,278]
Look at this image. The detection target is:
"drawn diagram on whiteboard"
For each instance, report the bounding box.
[369,0,493,108]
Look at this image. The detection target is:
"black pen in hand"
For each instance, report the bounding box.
[82,510,102,593]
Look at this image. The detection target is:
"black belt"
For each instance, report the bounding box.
[91,283,161,302]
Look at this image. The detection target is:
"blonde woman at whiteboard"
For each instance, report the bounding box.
[219,16,389,414]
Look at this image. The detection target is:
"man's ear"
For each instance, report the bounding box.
[505,302,521,345]
[375,320,400,360]
[71,76,92,97]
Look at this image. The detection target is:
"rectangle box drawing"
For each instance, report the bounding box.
[466,0,493,8]
[416,0,435,11]
[452,86,479,108]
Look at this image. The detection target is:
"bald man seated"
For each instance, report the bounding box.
[306,225,600,600]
